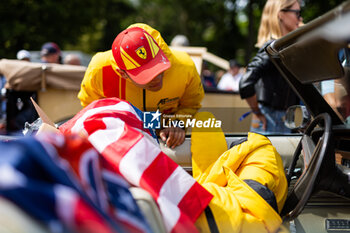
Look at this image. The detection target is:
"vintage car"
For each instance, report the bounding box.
[1,1,350,233]
[164,1,350,232]
[267,1,350,231]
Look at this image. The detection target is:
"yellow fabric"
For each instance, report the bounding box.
[78,23,204,119]
[191,112,288,233]
[144,33,159,58]
[191,112,228,183]
[128,23,172,59]
[78,51,109,106]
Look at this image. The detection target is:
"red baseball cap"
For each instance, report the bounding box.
[112,27,171,85]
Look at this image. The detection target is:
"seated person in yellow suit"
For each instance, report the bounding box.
[78,23,204,149]
[191,112,288,233]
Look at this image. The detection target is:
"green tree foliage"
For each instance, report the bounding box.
[0,0,133,58]
[0,0,347,65]
[0,0,96,58]
[302,0,345,22]
[89,0,135,52]
[126,0,247,64]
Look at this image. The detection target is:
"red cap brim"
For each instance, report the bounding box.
[126,50,171,85]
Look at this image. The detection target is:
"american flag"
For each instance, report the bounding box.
[59,98,213,233]
[0,133,151,233]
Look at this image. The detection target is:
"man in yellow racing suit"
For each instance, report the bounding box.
[78,23,204,149]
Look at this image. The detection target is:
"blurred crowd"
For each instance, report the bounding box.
[0,42,83,135]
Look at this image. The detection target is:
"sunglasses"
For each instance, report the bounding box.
[281,9,302,19]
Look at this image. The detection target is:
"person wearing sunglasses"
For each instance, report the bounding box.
[239,0,303,134]
[281,8,302,19]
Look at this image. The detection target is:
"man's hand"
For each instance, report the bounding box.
[159,127,185,149]
[252,112,267,131]
[245,95,267,131]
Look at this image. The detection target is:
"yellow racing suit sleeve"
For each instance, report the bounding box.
[175,65,204,119]
[164,48,204,121]
[78,53,106,107]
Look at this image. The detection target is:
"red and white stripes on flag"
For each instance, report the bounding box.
[60,98,212,233]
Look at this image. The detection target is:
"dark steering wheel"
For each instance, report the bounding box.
[281,113,332,220]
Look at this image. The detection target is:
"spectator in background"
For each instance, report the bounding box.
[64,54,81,66]
[201,61,217,89]
[0,49,32,133]
[0,49,32,134]
[40,42,62,64]
[215,69,226,84]
[239,0,302,134]
[16,50,31,62]
[5,49,38,134]
[217,59,242,92]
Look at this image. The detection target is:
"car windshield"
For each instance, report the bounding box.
[313,46,350,125]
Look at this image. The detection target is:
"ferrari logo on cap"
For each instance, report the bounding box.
[136,46,147,59]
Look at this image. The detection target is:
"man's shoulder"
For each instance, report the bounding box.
[169,49,194,66]
[90,50,114,67]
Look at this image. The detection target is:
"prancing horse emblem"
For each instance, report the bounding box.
[136,46,147,59]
